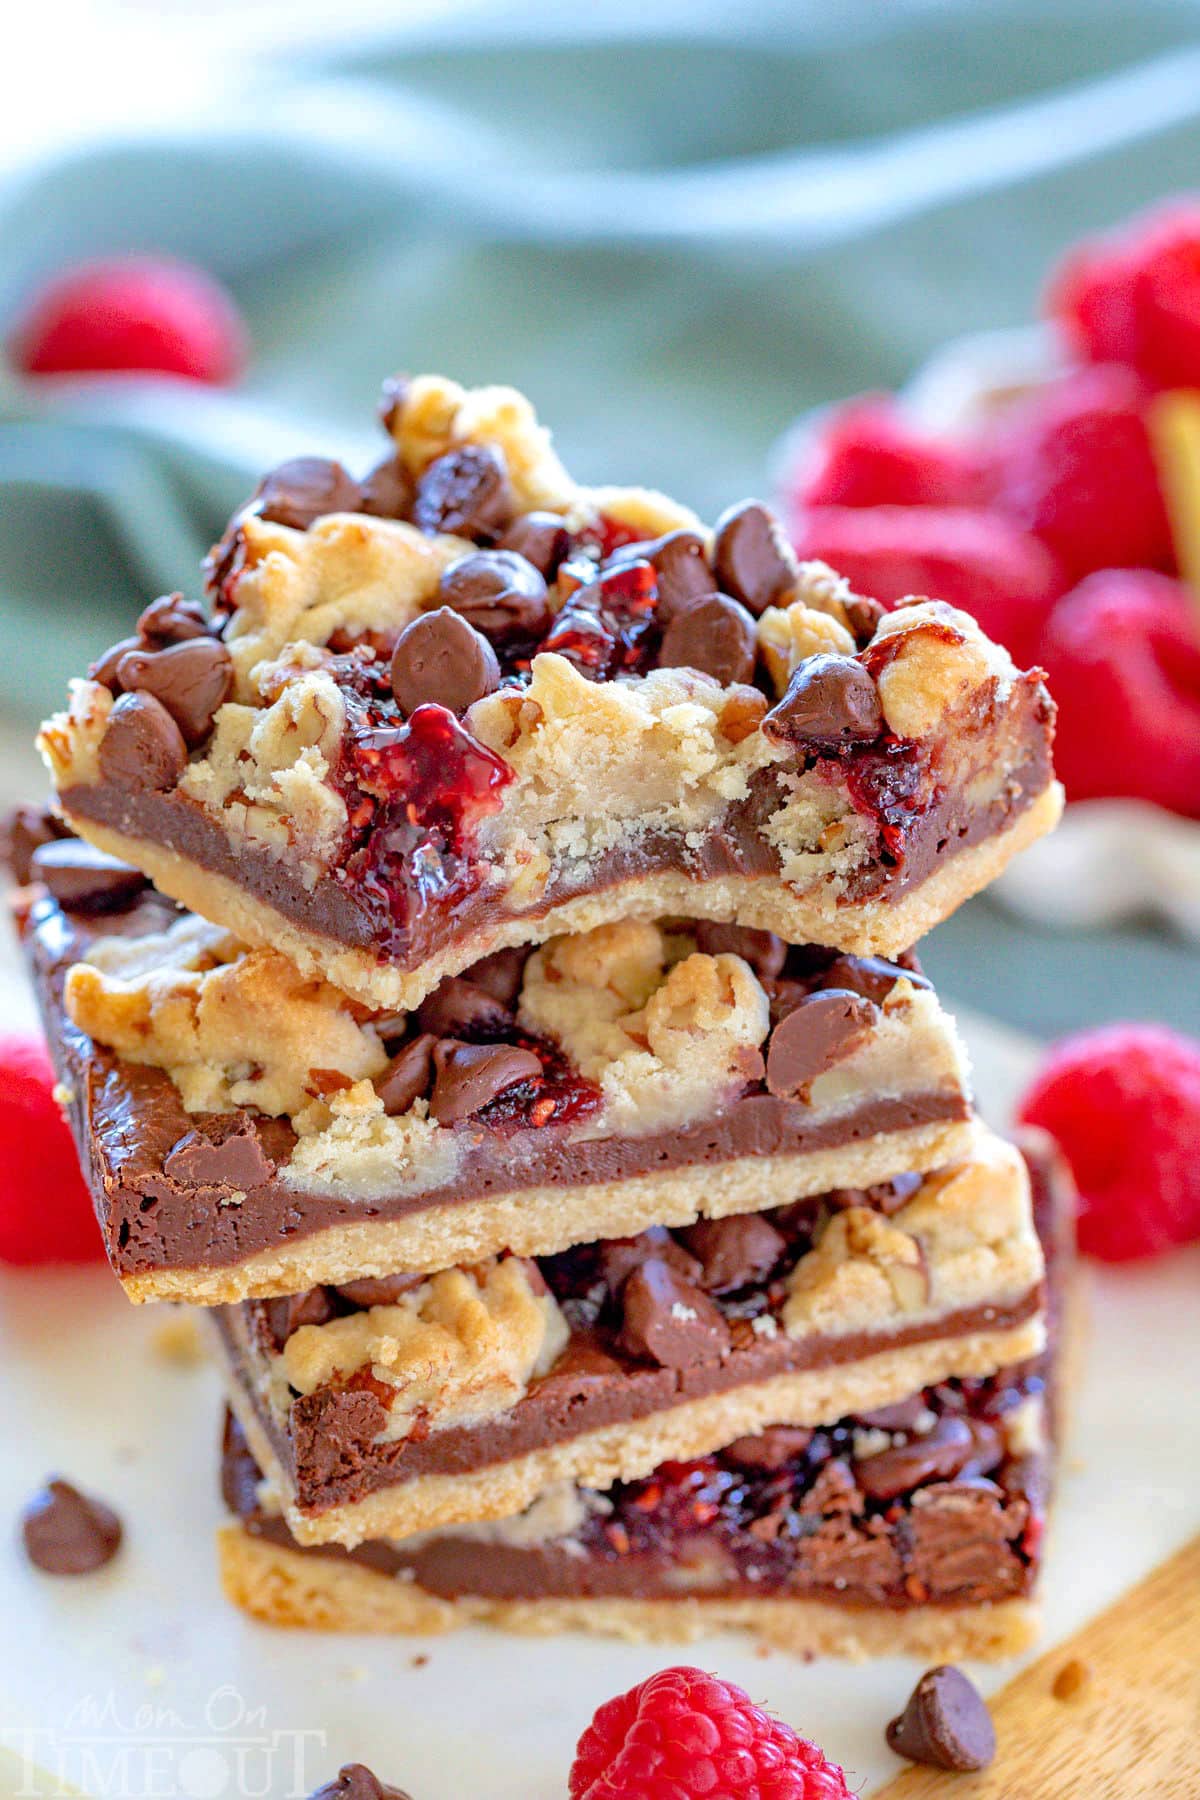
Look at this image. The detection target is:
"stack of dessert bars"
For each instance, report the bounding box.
[17,373,1072,1660]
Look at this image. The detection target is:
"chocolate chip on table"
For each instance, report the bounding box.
[257,457,362,530]
[163,1117,276,1191]
[820,952,930,1004]
[116,637,234,747]
[376,1034,438,1116]
[416,978,512,1040]
[497,511,571,580]
[765,990,879,1099]
[438,549,552,641]
[886,1665,996,1772]
[680,1214,787,1294]
[29,840,146,912]
[723,1425,815,1471]
[428,1041,542,1126]
[617,1258,731,1370]
[390,609,501,717]
[690,922,787,980]
[97,692,188,791]
[598,1227,702,1297]
[359,453,414,521]
[334,1272,427,1309]
[21,1478,122,1575]
[264,1288,335,1348]
[853,1415,999,1503]
[413,444,512,540]
[711,500,798,615]
[137,592,210,645]
[762,653,883,752]
[2,804,72,886]
[658,594,758,686]
[307,1765,414,1800]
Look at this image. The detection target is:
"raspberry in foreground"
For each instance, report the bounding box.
[787,397,982,510]
[569,1665,853,1800]
[1037,569,1200,818]
[0,1035,103,1265]
[1046,199,1200,389]
[1019,1024,1200,1262]
[9,256,247,384]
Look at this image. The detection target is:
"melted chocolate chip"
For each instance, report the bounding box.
[658,594,757,686]
[21,1478,122,1575]
[29,840,146,912]
[359,454,414,521]
[413,445,512,540]
[711,501,797,615]
[465,946,528,1007]
[690,922,787,980]
[765,990,878,1098]
[389,609,500,717]
[886,1666,996,1773]
[115,637,233,747]
[598,1228,702,1297]
[763,653,883,752]
[162,1118,276,1191]
[723,1425,815,1470]
[97,692,188,791]
[856,1396,931,1432]
[855,1416,1000,1502]
[429,1041,542,1126]
[376,1034,438,1116]
[438,549,551,642]
[265,1288,334,1349]
[307,1765,413,1800]
[137,593,210,645]
[416,977,512,1039]
[89,635,143,690]
[844,595,886,646]
[624,529,714,620]
[820,953,929,1004]
[497,512,571,580]
[3,804,72,886]
[617,1259,731,1370]
[334,1273,427,1309]
[680,1213,787,1294]
[257,458,362,530]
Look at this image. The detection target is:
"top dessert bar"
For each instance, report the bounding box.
[39,375,1061,1011]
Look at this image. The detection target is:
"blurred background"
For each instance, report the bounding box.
[2,0,1198,1035]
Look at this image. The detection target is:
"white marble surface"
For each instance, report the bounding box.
[0,996,1195,1800]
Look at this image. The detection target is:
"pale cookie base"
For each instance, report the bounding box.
[216,1526,1040,1662]
[118,1117,974,1304]
[220,1314,1045,1546]
[61,783,1063,1013]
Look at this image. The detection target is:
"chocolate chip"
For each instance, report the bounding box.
[2,804,71,886]
[21,1478,122,1575]
[844,595,886,646]
[137,593,210,645]
[334,1273,426,1309]
[416,978,512,1040]
[711,501,797,616]
[723,1426,814,1471]
[116,637,233,747]
[765,990,878,1099]
[257,457,362,530]
[497,512,571,580]
[359,454,413,521]
[429,1041,542,1125]
[465,946,528,1007]
[413,445,512,540]
[819,953,929,1004]
[97,692,188,791]
[617,1259,731,1370]
[763,653,882,752]
[308,1764,413,1800]
[886,1666,996,1772]
[163,1118,276,1191]
[680,1214,787,1293]
[598,1227,702,1297]
[438,549,551,642]
[89,635,143,690]
[376,1034,438,1116]
[264,1287,334,1349]
[690,922,786,980]
[854,1416,997,1503]
[621,529,714,620]
[29,840,146,912]
[658,594,757,686]
[390,609,500,717]
[856,1395,931,1432]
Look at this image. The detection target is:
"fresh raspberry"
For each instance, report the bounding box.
[1047,200,1200,388]
[792,504,1063,666]
[9,257,247,384]
[786,397,982,510]
[1019,1025,1200,1261]
[569,1666,853,1800]
[982,364,1173,581]
[1037,569,1200,817]
[0,1036,102,1265]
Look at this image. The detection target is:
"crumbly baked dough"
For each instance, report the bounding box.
[117,1116,976,1304]
[219,1313,1045,1545]
[53,783,1064,1014]
[216,1525,1040,1661]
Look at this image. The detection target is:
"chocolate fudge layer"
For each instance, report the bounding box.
[217,1133,1071,1659]
[18,857,974,1303]
[212,1128,1045,1544]
[40,373,1060,1013]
